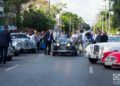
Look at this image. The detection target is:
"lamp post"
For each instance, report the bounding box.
[108,0,111,31]
[104,0,108,32]
[49,0,51,28]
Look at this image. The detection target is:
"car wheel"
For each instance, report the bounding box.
[75,52,78,56]
[31,49,37,53]
[104,64,111,69]
[53,52,56,56]
[7,56,13,61]
[14,52,19,56]
[89,58,98,64]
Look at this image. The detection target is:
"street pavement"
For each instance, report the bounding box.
[0,53,119,86]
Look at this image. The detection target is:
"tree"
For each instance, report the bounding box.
[4,0,31,28]
[111,0,120,29]
[93,11,110,32]
[22,9,55,31]
[61,12,88,33]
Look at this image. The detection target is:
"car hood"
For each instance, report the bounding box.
[59,42,69,45]
[13,38,29,42]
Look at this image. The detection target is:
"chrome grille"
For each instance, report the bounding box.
[24,41,29,47]
[60,44,66,50]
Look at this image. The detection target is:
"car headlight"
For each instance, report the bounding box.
[67,43,70,47]
[56,43,60,46]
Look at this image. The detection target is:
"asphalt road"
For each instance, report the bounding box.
[0,53,119,86]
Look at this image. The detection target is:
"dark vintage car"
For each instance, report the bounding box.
[52,37,78,56]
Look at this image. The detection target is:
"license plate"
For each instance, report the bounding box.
[58,50,67,52]
[105,62,112,66]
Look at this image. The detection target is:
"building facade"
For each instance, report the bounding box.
[0,0,4,17]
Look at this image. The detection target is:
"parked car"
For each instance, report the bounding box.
[101,45,120,63]
[27,35,37,53]
[103,52,120,68]
[86,42,120,63]
[11,36,21,56]
[52,37,77,56]
[11,33,31,53]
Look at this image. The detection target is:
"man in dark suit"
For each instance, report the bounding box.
[101,32,108,42]
[0,25,12,64]
[43,29,54,55]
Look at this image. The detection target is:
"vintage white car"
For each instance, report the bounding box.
[11,33,31,53]
[27,35,37,53]
[11,38,21,56]
[85,42,120,63]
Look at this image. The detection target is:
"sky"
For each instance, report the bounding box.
[51,0,108,26]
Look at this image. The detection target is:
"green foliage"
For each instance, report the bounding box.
[22,9,55,31]
[111,0,120,28]
[61,12,86,33]
[82,23,90,31]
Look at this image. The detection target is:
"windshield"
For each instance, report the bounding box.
[58,38,70,43]
[109,36,120,42]
[11,34,28,39]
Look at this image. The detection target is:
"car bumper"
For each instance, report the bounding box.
[112,63,120,66]
[14,50,19,53]
[52,50,76,53]
[21,47,31,50]
[105,62,120,67]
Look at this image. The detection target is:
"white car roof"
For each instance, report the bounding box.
[104,44,120,52]
[86,42,120,51]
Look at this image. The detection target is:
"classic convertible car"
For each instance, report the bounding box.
[11,33,31,53]
[52,37,78,56]
[86,42,120,63]
[11,36,21,56]
[103,52,120,69]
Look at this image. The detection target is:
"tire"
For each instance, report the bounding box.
[75,52,78,56]
[14,52,19,56]
[31,49,37,53]
[89,58,98,64]
[104,64,111,69]
[73,52,78,56]
[53,52,56,56]
[7,56,12,61]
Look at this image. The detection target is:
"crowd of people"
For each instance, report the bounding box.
[52,29,108,52]
[0,25,108,64]
[17,28,109,55]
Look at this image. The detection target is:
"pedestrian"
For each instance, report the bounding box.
[77,29,87,52]
[95,30,102,43]
[101,31,108,42]
[34,31,41,51]
[0,25,12,64]
[43,29,54,55]
[85,32,94,44]
[60,31,67,38]
[71,31,79,45]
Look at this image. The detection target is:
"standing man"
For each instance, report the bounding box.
[95,30,102,43]
[0,25,12,64]
[43,29,54,55]
[101,31,108,42]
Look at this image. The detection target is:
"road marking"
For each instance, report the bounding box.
[39,54,44,57]
[89,66,94,74]
[5,64,20,71]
